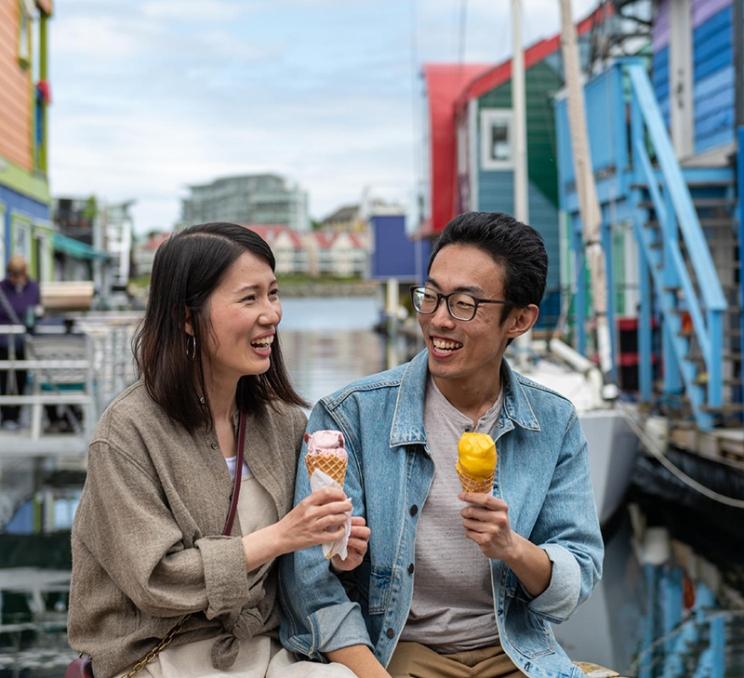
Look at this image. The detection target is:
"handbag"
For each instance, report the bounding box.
[65,412,248,678]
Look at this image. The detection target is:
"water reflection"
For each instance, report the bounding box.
[283,329,386,406]
[555,515,645,673]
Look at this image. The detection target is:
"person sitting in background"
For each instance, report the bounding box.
[68,223,367,678]
[0,255,41,430]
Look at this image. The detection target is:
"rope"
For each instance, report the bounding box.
[620,405,744,509]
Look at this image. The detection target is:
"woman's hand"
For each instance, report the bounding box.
[331,516,370,571]
[276,487,351,555]
[241,488,351,571]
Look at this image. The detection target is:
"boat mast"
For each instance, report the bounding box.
[512,0,531,369]
[558,0,616,396]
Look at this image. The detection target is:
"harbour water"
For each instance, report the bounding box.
[0,297,742,677]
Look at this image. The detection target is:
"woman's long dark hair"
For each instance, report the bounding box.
[133,222,307,431]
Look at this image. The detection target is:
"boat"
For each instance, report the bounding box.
[521,339,639,525]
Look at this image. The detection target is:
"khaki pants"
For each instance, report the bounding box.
[388,642,525,678]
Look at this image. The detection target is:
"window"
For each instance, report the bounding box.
[12,215,33,263]
[17,0,36,69]
[480,109,514,170]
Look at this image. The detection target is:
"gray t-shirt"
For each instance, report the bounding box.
[400,377,503,653]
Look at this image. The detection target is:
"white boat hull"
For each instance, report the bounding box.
[523,357,639,525]
[580,409,638,524]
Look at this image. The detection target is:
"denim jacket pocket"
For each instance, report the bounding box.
[506,597,555,660]
[367,566,392,615]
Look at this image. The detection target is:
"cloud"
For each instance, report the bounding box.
[141,0,249,21]
[49,0,602,232]
[52,15,150,59]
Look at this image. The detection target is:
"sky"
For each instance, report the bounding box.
[48,0,600,235]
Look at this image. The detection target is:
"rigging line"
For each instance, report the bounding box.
[457,0,468,82]
[619,404,744,509]
[409,0,426,234]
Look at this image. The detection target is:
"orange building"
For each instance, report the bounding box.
[0,0,54,280]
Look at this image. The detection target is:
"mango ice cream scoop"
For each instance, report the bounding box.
[456,431,497,494]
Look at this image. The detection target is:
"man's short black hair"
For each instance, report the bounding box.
[429,211,548,311]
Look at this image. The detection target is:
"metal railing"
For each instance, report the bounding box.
[626,59,727,431]
[0,316,140,453]
[0,325,95,442]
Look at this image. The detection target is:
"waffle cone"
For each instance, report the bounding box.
[305,454,348,487]
[457,468,494,494]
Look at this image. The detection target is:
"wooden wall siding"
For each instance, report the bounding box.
[476,171,560,325]
[554,66,628,194]
[476,171,560,295]
[692,0,731,27]
[652,0,671,49]
[475,60,562,305]
[693,5,735,152]
[652,46,671,128]
[0,0,33,171]
[478,61,562,205]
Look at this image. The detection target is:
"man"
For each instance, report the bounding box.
[0,255,41,430]
[280,212,603,678]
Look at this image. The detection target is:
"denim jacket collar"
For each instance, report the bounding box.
[389,350,540,449]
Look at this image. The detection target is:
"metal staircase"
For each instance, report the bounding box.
[556,58,743,434]
[625,60,742,431]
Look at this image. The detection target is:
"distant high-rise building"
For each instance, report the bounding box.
[180,174,309,232]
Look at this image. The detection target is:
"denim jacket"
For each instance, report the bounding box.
[280,351,603,678]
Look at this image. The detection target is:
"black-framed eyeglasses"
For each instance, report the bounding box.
[410,286,508,322]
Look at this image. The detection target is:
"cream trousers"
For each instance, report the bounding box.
[122,634,356,678]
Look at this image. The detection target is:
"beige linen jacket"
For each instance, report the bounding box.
[68,381,307,678]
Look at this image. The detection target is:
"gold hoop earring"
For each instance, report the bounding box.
[186,335,197,360]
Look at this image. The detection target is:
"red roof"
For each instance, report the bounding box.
[243,224,303,249]
[312,232,336,249]
[422,3,614,236]
[455,3,614,109]
[348,234,365,250]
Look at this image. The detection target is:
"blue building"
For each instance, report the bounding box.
[421,4,614,329]
[554,0,742,431]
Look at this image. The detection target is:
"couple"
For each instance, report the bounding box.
[68,213,603,678]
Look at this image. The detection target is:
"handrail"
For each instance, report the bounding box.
[625,60,727,417]
[626,62,727,313]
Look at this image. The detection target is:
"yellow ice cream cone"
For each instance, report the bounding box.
[456,432,497,494]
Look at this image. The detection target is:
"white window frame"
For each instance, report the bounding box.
[18,0,36,69]
[11,213,33,263]
[34,223,53,282]
[480,109,515,171]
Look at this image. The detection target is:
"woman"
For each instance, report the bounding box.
[68,223,368,678]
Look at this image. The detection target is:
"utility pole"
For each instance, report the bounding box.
[558,0,617,397]
[512,0,531,369]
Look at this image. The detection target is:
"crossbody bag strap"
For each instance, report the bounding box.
[122,411,248,678]
[223,410,247,535]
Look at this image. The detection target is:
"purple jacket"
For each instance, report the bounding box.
[0,277,41,348]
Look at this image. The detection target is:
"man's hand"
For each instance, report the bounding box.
[331,516,371,571]
[459,493,518,561]
[460,492,552,597]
